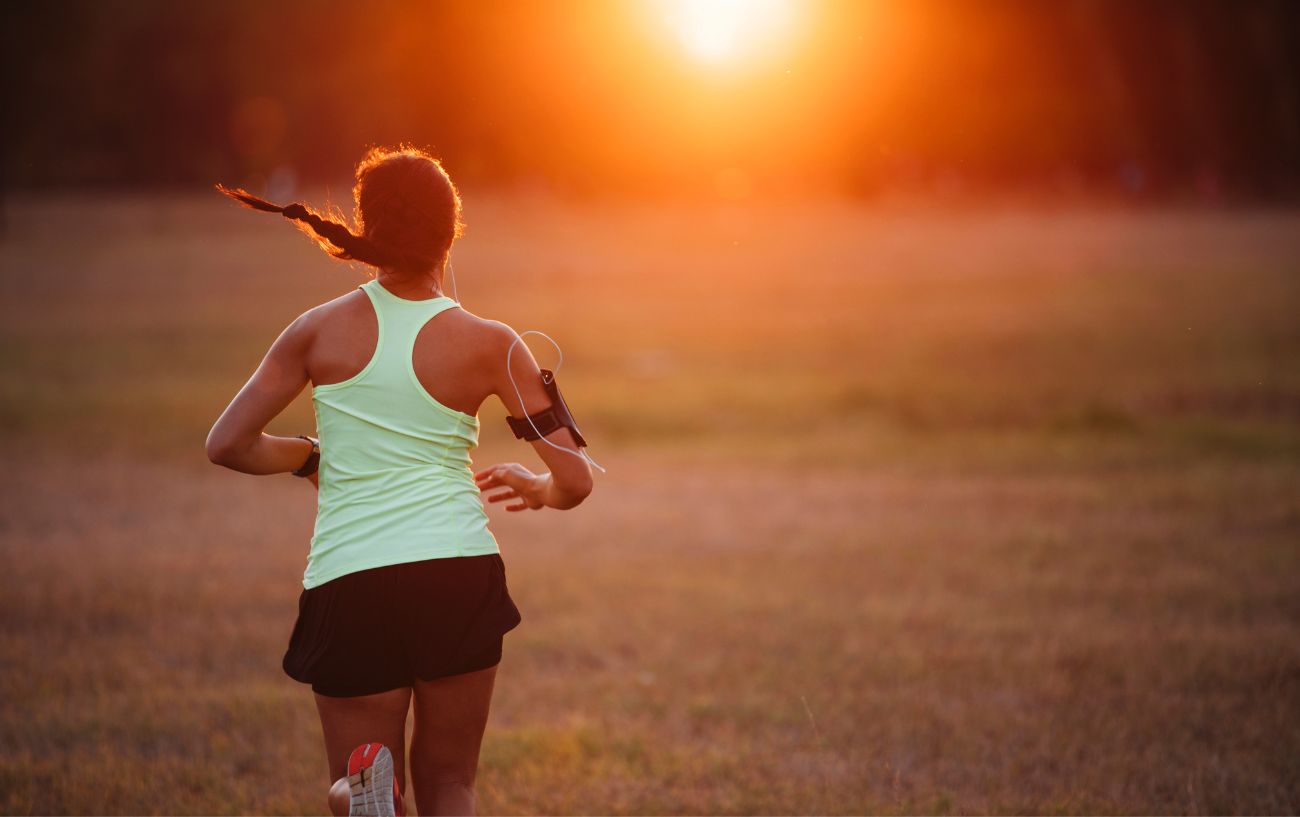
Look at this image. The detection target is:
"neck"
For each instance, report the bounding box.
[375,263,446,299]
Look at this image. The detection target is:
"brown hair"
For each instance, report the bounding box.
[216,145,464,275]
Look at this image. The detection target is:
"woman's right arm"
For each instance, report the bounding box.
[473,322,594,512]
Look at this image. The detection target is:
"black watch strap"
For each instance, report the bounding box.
[292,434,320,477]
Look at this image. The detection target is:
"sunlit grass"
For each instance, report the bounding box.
[0,195,1297,813]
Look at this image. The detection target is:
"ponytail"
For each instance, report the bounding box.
[215,184,413,270]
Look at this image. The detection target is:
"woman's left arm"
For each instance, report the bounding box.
[205,311,317,478]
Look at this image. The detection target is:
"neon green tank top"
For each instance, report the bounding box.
[303,278,498,589]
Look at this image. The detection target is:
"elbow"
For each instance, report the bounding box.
[576,470,594,501]
[557,469,594,509]
[205,430,236,467]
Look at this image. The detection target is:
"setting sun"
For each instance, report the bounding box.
[653,0,799,65]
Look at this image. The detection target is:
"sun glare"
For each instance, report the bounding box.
[654,0,799,66]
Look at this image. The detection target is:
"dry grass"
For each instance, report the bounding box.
[0,193,1297,814]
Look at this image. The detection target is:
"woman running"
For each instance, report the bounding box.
[205,146,594,815]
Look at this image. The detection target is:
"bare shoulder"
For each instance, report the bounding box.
[308,286,369,321]
[292,286,370,334]
[445,305,519,357]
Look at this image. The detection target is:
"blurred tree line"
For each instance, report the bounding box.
[3,0,1298,201]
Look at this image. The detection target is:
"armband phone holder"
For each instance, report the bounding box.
[503,329,604,472]
[506,369,588,447]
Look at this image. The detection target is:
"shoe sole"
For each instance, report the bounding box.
[347,742,396,817]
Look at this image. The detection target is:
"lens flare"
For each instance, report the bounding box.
[654,0,798,65]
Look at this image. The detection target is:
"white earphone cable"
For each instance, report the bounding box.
[506,330,606,474]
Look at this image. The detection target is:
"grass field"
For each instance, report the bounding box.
[1,193,1298,814]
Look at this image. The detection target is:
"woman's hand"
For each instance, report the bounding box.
[474,463,547,512]
[307,471,319,490]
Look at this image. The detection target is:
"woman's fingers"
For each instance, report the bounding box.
[475,463,530,490]
[475,469,507,490]
[476,464,540,510]
[474,464,508,483]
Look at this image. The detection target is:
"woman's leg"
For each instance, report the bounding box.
[327,777,350,816]
[315,686,413,815]
[409,665,499,816]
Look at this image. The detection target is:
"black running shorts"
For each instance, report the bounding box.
[282,553,522,697]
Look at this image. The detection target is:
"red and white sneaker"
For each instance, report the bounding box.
[346,742,402,816]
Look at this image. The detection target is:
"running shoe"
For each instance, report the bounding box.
[346,742,401,816]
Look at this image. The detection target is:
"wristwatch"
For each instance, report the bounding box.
[292,434,320,477]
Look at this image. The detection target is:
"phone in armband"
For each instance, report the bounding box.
[505,369,588,448]
[504,330,605,473]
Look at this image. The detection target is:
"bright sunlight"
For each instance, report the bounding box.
[653,0,799,66]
